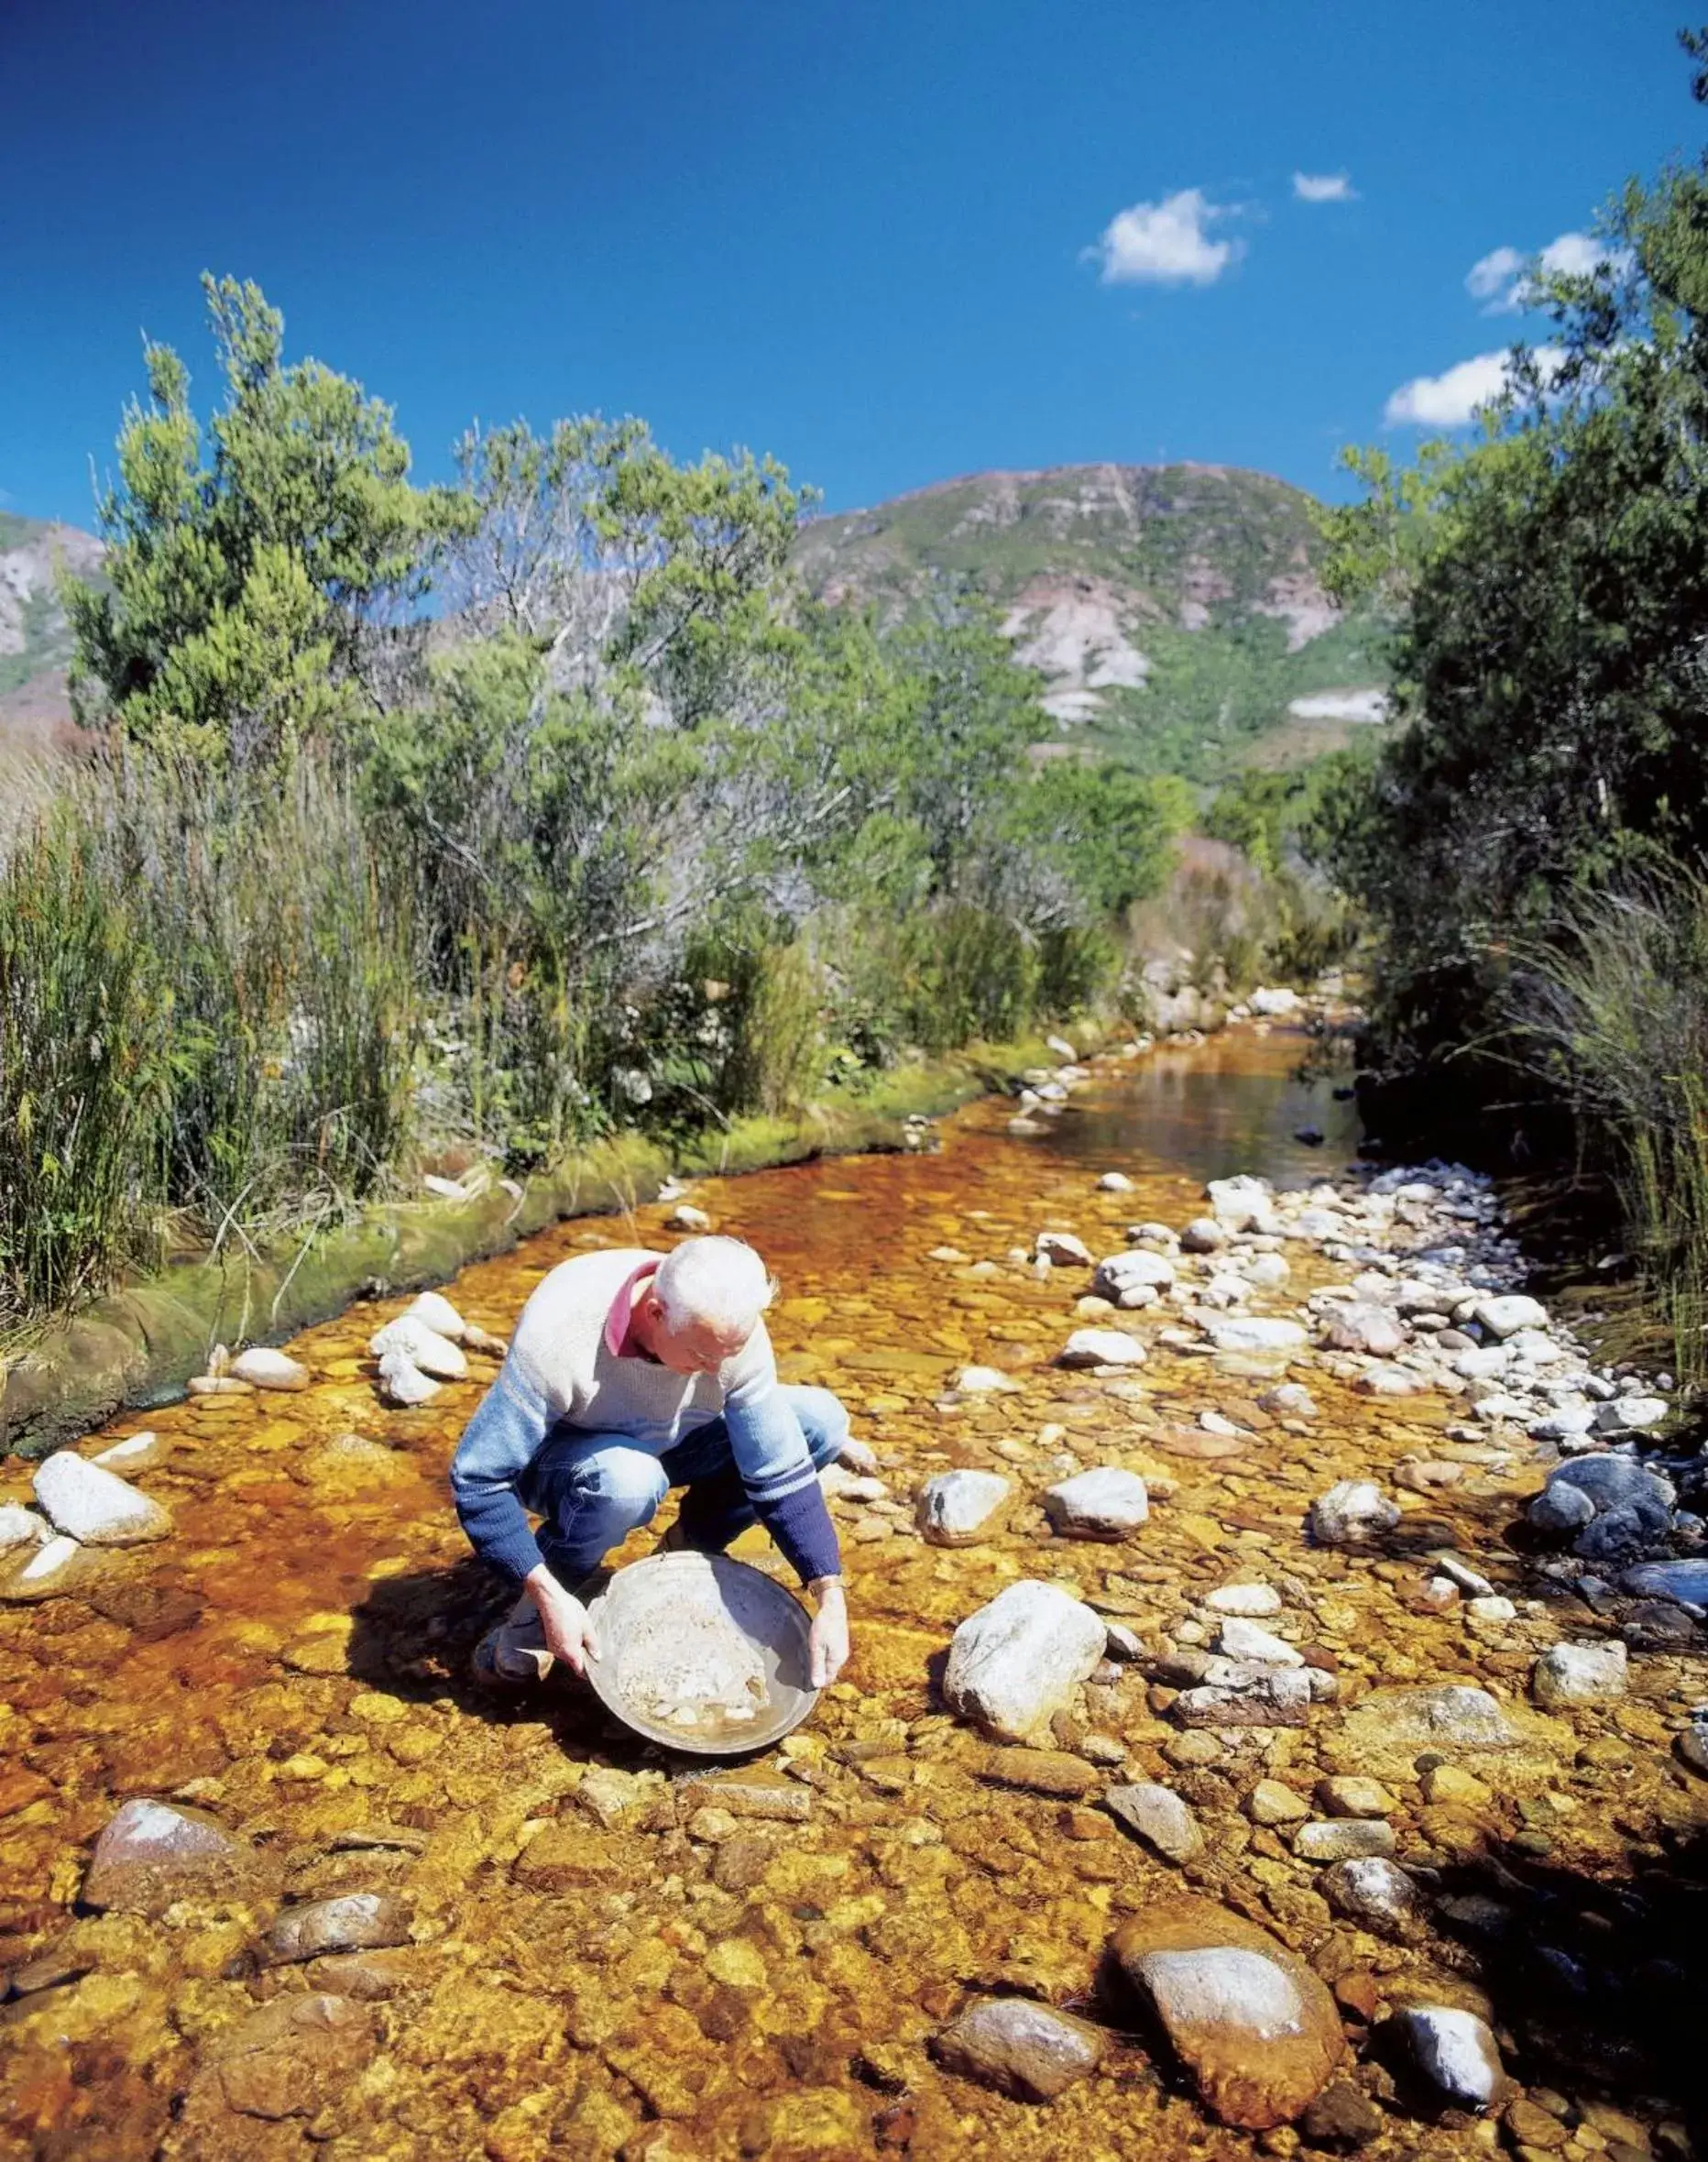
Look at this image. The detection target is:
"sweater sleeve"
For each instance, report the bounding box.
[449,1371,552,1583]
[721,1322,842,1585]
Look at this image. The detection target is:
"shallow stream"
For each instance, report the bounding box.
[2,1028,1704,2162]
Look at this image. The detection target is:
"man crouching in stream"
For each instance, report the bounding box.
[450,1234,855,1689]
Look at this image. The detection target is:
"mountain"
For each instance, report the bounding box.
[793,463,1389,781]
[0,511,102,755]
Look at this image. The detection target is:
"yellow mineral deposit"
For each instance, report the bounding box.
[0,1030,1703,2161]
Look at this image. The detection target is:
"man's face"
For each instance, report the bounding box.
[644,1296,749,1376]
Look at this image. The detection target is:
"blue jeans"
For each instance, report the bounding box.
[511,1385,849,1586]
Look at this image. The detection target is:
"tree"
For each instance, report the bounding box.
[1311,78,1708,1064]
[67,275,469,762]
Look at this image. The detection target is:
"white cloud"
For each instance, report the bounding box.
[1383,346,1565,428]
[1293,170,1356,203]
[1466,246,1526,306]
[1089,188,1240,287]
[1538,231,1607,279]
[1467,232,1627,313]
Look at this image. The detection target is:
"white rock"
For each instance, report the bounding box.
[1216,1618,1302,1667]
[1258,1383,1318,1418]
[1204,1583,1282,1618]
[1057,1328,1147,1369]
[1106,1783,1203,1861]
[406,1290,468,1342]
[1472,1294,1549,1339]
[1179,1217,1230,1254]
[956,1366,1023,1395]
[1532,1640,1627,1706]
[90,1432,170,1472]
[1294,1818,1396,1861]
[1243,1252,1292,1290]
[1205,1175,1277,1234]
[33,1454,171,1546]
[377,1350,441,1407]
[1529,1405,1596,1443]
[0,1503,47,1548]
[1035,1230,1092,1267]
[1396,2006,1505,2110]
[1096,1171,1134,1192]
[2,1533,87,1597]
[1248,986,1302,1017]
[916,1470,1013,1547]
[1319,1303,1406,1356]
[943,1581,1108,1742]
[1593,1395,1668,1432]
[820,1464,889,1502]
[230,1346,311,1391]
[1044,1468,1149,1540]
[1046,1034,1078,1060]
[1471,1393,1534,1425]
[1094,1251,1176,1297]
[1309,1480,1400,1546]
[1324,1856,1418,1934]
[1352,1364,1427,1399]
[369,1316,468,1381]
[666,1202,712,1232]
[1465,1596,1516,1622]
[1203,1317,1308,1355]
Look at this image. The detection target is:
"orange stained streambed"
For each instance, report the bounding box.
[2,1027,1705,2162]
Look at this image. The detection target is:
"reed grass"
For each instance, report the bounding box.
[1511,865,1708,1379]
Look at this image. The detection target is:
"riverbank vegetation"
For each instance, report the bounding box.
[1,278,1203,1324]
[1314,31,1708,1369]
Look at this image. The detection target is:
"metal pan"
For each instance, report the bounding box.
[583,1551,819,1754]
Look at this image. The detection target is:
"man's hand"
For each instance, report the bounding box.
[806,1576,849,1688]
[523,1564,600,1676]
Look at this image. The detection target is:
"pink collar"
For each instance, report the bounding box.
[603,1257,661,1358]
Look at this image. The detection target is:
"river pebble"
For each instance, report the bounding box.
[931,1996,1107,2102]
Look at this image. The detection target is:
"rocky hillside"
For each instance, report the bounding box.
[0,511,101,755]
[794,464,1389,779]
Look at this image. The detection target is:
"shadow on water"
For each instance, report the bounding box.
[1036,1029,1363,1192]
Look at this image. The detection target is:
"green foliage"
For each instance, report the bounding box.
[0,817,174,1310]
[1013,763,1189,916]
[0,751,414,1320]
[1319,104,1708,1063]
[13,280,1188,1325]
[65,276,469,761]
[1511,867,1708,1377]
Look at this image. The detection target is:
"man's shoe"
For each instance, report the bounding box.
[472,1597,553,1688]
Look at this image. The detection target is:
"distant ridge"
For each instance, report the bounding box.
[0,511,102,754]
[793,462,1388,778]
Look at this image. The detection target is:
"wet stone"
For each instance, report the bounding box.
[1322,1856,1418,1935]
[1106,1782,1203,1862]
[930,1996,1107,2102]
[268,1892,412,1964]
[943,1579,1107,1742]
[1113,1895,1344,2129]
[916,1468,1013,1546]
[33,1452,171,1546]
[229,1345,312,1390]
[978,1746,1100,1798]
[1294,1819,1396,1862]
[681,1766,814,1821]
[1532,1639,1627,1706]
[82,1797,270,1915]
[1044,1467,1150,1540]
[1308,1480,1400,1547]
[1394,2004,1505,2111]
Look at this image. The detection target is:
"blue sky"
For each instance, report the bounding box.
[1,0,1699,528]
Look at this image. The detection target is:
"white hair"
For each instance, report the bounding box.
[652,1235,773,1342]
